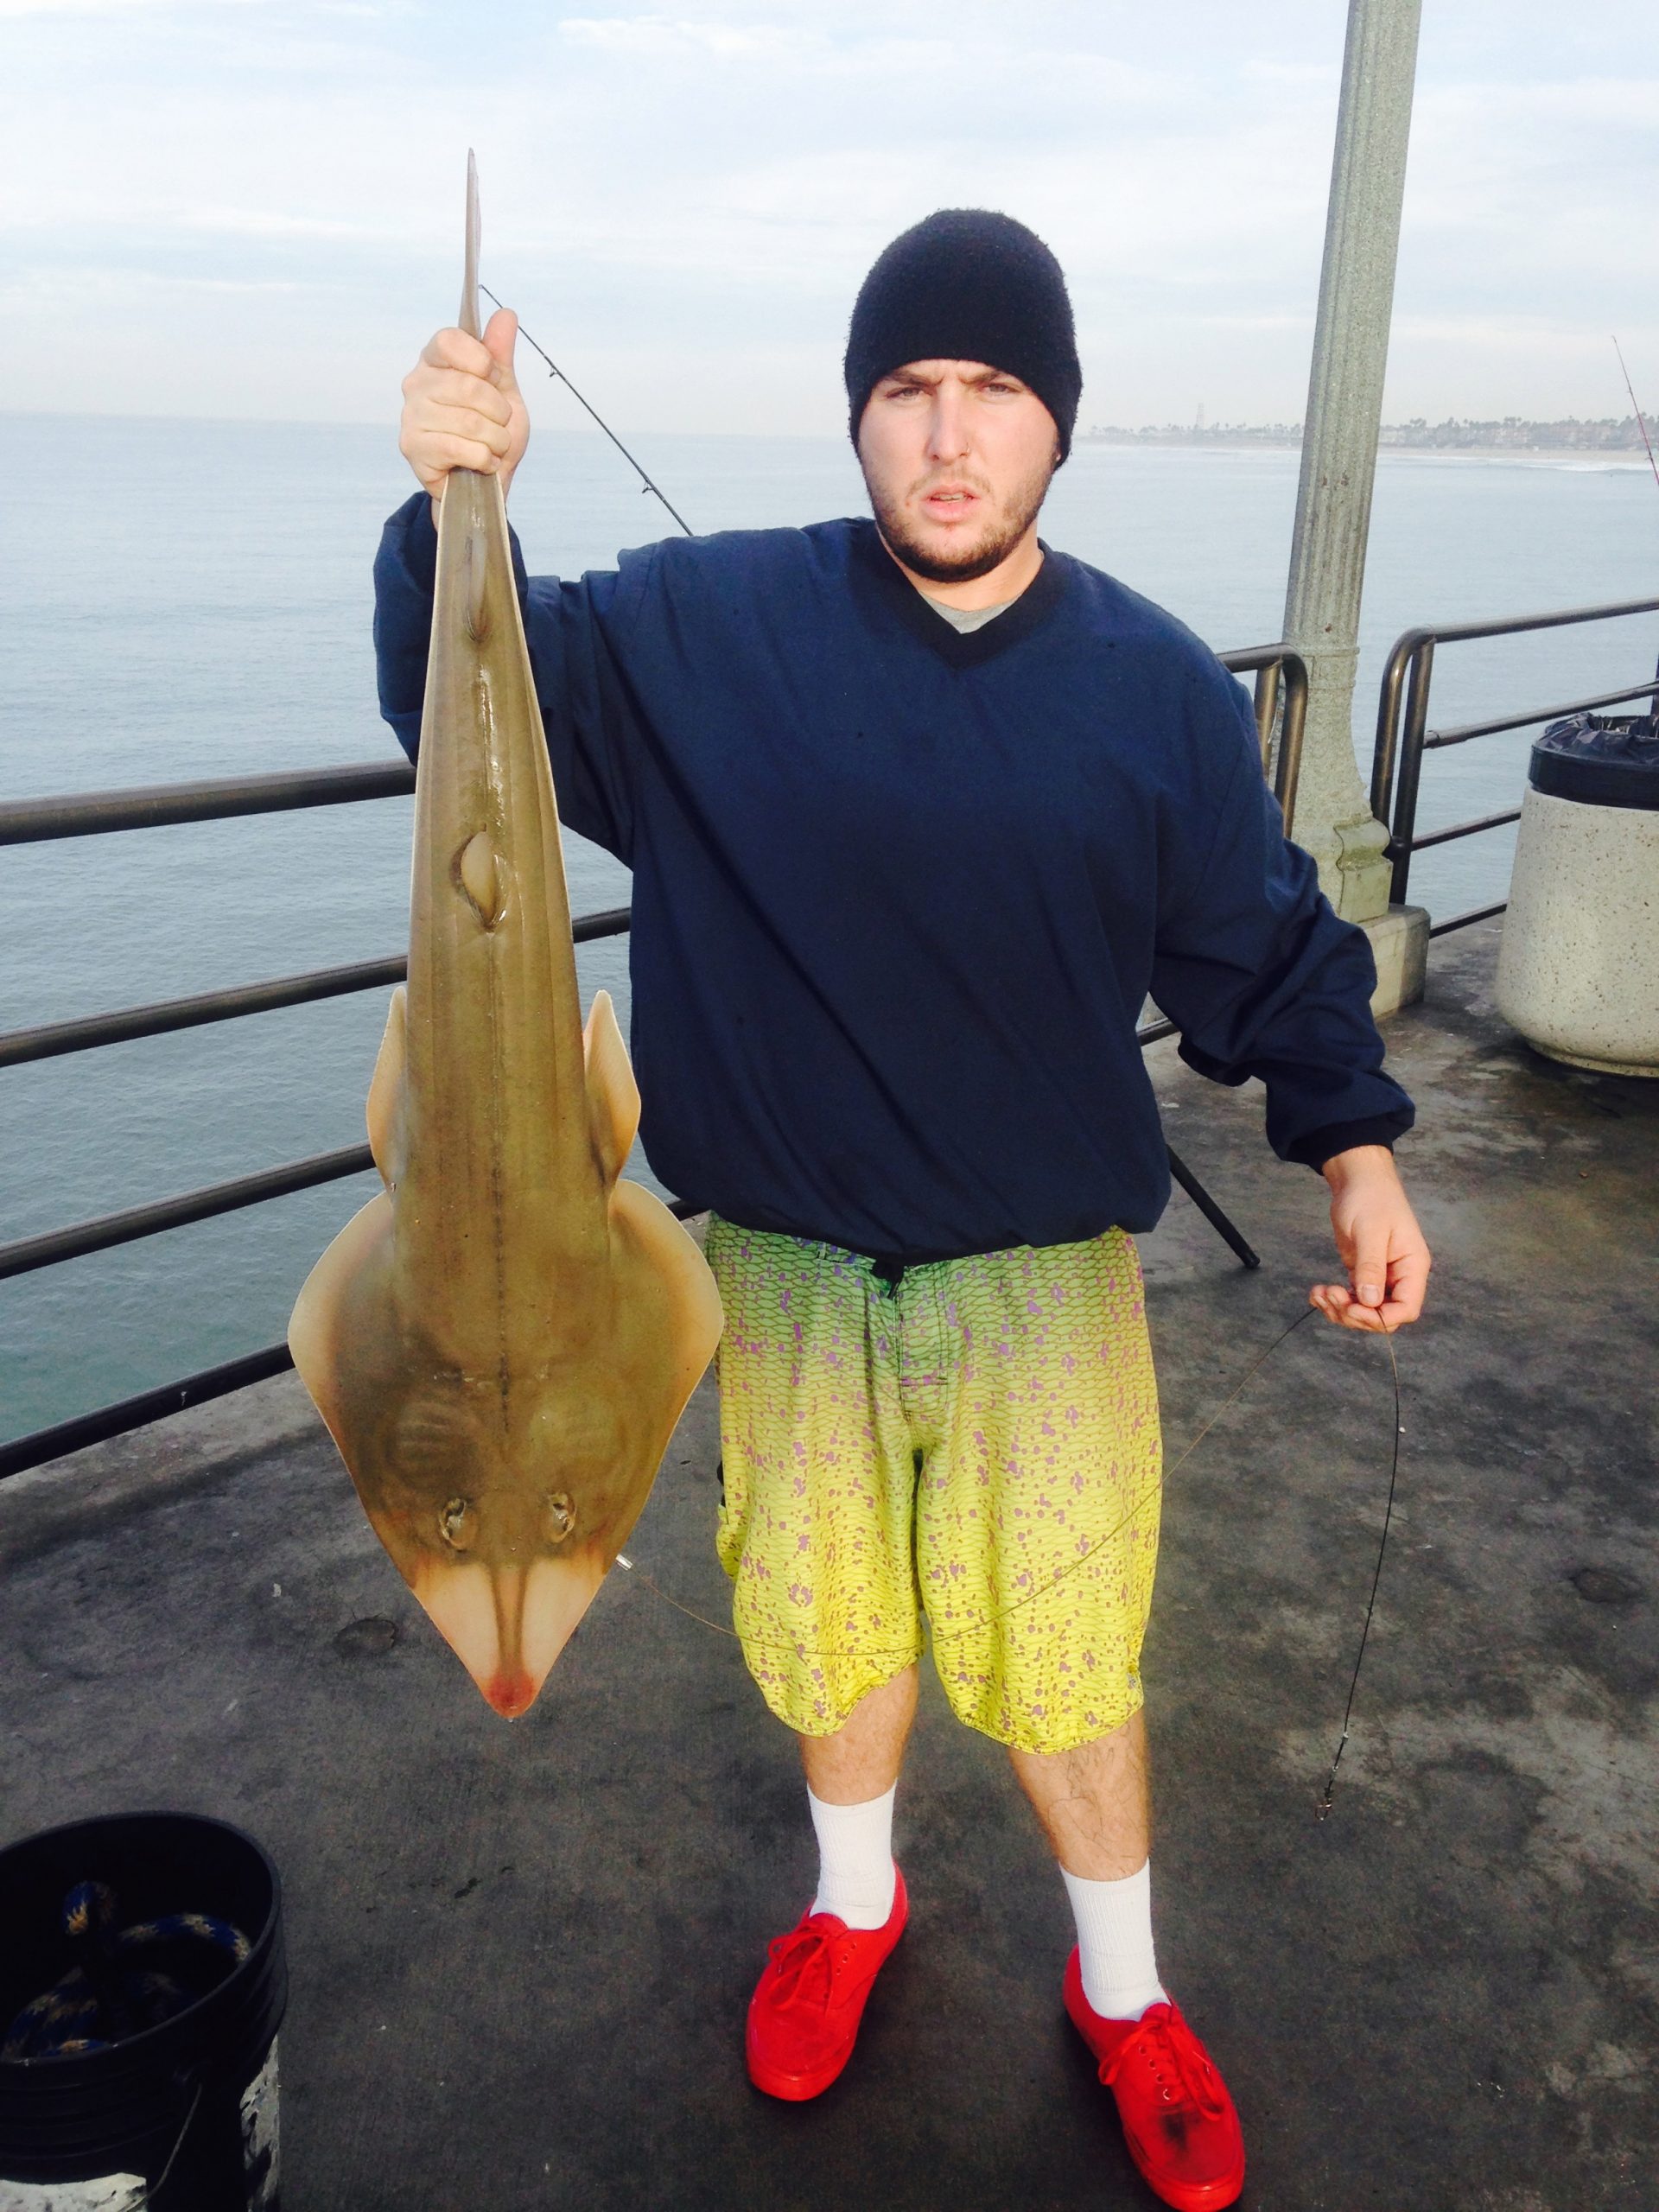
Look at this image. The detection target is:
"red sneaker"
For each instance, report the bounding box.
[1064,1949,1246,2211]
[745,1869,909,2101]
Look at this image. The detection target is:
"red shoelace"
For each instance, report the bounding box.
[760,1919,842,2014]
[1099,2004,1229,2120]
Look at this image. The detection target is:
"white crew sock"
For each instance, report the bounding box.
[808,1783,898,1930]
[1062,1858,1168,2021]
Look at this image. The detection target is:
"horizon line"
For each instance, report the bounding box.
[2,405,1649,441]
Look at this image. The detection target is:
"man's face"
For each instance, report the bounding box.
[856,359,1061,584]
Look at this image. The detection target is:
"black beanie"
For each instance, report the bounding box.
[843,209,1082,461]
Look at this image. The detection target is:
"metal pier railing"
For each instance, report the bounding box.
[1370,594,1659,934]
[0,643,1306,1481]
[15,585,1659,1483]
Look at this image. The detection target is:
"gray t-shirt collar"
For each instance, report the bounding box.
[919,593,1016,635]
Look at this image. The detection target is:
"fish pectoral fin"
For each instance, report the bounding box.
[365,987,409,1189]
[609,1179,725,1403]
[288,1189,395,1449]
[582,988,640,1189]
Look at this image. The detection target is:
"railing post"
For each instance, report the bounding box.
[1250,662,1282,773]
[1389,640,1436,906]
[1281,0,1428,1010]
[1370,626,1425,825]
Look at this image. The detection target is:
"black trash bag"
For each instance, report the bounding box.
[1531,692,1659,810]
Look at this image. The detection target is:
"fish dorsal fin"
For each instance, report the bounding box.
[582,989,639,1189]
[365,987,409,1189]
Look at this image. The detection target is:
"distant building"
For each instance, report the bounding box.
[1080,415,1653,453]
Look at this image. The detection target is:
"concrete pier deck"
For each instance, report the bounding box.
[3,919,1655,2212]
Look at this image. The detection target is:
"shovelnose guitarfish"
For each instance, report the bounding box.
[289,156,723,1719]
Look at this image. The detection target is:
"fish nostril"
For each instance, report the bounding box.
[439,1497,477,1552]
[542,1491,576,1543]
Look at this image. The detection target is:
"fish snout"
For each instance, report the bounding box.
[482,1558,550,1718]
[409,1556,535,1718]
[408,1541,607,1722]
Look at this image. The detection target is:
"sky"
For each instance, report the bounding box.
[3,0,1656,434]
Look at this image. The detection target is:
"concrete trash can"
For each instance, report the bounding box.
[1496,709,1659,1077]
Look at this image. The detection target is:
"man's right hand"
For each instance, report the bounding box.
[399,308,529,520]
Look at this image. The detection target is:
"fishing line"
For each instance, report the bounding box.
[480,284,696,537]
[1315,1319,1402,1820]
[615,1301,1404,1815]
[1611,335,1659,498]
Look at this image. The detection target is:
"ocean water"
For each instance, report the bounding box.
[3,415,1656,1443]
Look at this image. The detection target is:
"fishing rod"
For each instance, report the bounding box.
[1609,340,1659,722]
[480,283,696,537]
[1612,334,1659,497]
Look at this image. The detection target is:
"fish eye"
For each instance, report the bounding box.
[438,1497,477,1551]
[542,1491,576,1543]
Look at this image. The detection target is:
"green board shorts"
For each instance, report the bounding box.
[706,1213,1163,1756]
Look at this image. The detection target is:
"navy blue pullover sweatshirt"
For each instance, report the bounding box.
[374,495,1414,1262]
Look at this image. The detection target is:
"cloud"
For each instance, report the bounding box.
[556,14,821,60]
[0,0,1656,428]
[0,0,267,13]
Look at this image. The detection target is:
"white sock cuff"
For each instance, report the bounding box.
[807,1780,897,1821]
[1062,1857,1166,2021]
[808,1783,897,1930]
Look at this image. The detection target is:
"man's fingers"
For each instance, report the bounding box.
[404,431,503,482]
[1350,1235,1390,1309]
[401,369,512,431]
[410,402,512,456]
[1311,1286,1387,1333]
[429,432,502,474]
[1322,1172,1431,1336]
[482,306,520,391]
[418,367,512,425]
[1385,1243,1431,1325]
[1310,1281,1421,1333]
[420,325,494,378]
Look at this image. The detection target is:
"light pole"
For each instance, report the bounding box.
[1282,0,1428,1012]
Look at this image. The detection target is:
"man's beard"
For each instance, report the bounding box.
[861,451,1058,584]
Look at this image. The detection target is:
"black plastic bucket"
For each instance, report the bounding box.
[0,1813,285,2210]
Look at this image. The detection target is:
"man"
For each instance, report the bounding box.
[378,209,1430,2212]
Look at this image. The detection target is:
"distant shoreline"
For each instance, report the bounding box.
[1077,436,1654,461]
[0,410,1652,461]
[1080,416,1656,461]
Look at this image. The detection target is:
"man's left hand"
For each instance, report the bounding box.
[1309,1145,1430,1333]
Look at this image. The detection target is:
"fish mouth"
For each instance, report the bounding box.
[484,1667,537,1719]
